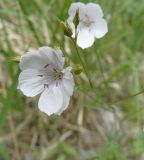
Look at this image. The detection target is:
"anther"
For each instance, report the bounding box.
[53,68,57,72]
[37,75,43,77]
[44,64,49,68]
[56,81,58,87]
[44,84,49,88]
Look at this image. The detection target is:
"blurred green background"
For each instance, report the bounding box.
[0,0,144,159]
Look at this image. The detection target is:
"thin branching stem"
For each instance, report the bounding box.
[71,38,93,88]
[95,46,108,90]
[111,89,144,104]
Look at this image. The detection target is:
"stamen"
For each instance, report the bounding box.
[44,64,49,68]
[83,19,93,27]
[54,70,63,80]
[37,75,43,77]
[44,84,49,88]
[56,81,58,87]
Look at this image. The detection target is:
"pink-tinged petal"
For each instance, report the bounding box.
[38,84,63,116]
[18,69,44,97]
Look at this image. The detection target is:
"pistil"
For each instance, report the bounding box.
[54,70,63,80]
[83,19,93,27]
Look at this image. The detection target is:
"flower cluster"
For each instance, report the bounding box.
[17,2,108,116]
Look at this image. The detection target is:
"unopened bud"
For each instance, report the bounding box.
[72,64,83,74]
[9,56,21,62]
[73,9,79,28]
[61,21,72,37]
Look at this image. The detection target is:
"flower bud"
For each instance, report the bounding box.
[73,9,79,28]
[9,56,21,62]
[61,21,72,37]
[72,64,83,75]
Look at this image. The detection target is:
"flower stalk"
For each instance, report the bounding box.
[71,38,93,88]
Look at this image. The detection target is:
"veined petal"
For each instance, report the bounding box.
[86,3,104,20]
[77,28,95,49]
[68,2,85,19]
[20,47,64,71]
[38,84,63,116]
[93,18,108,38]
[18,69,44,97]
[20,50,45,70]
[39,46,64,70]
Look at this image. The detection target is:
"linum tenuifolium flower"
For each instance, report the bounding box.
[17,47,74,116]
[67,2,108,49]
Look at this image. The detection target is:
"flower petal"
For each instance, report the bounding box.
[39,46,64,70]
[92,18,108,38]
[68,2,85,19]
[67,17,76,38]
[38,84,63,116]
[77,28,95,49]
[20,50,45,70]
[86,3,104,20]
[62,68,74,96]
[18,69,44,97]
[56,85,70,115]
[20,47,65,71]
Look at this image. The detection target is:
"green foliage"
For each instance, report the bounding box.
[96,140,128,160]
[0,143,10,160]
[59,143,77,156]
[133,133,144,155]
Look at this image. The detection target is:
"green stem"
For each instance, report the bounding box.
[71,38,93,88]
[95,48,108,90]
[111,89,144,104]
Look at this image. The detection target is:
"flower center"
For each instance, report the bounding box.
[83,19,93,27]
[54,70,63,80]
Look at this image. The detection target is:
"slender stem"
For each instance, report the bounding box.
[71,38,93,88]
[110,89,144,104]
[95,48,108,90]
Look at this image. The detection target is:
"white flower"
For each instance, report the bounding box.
[67,2,108,49]
[17,47,74,116]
